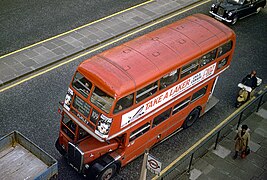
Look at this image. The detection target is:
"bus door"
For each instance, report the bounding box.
[149,108,172,144]
[209,76,218,101]
[124,122,151,163]
[205,78,219,113]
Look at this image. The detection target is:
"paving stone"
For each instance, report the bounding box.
[24,49,39,58]
[212,144,231,159]
[132,16,144,23]
[256,146,267,158]
[2,56,19,66]
[249,140,261,152]
[251,132,265,145]
[43,51,57,59]
[202,164,214,175]
[256,109,267,119]
[0,66,16,77]
[21,59,37,67]
[189,168,202,180]
[255,127,267,138]
[15,67,34,76]
[61,44,75,51]
[32,55,49,63]
[258,171,267,180]
[67,40,83,48]
[238,157,265,177]
[70,32,85,40]
[33,46,50,54]
[61,36,77,44]
[0,61,7,70]
[137,7,156,17]
[43,42,58,50]
[11,62,27,71]
[51,39,66,46]
[14,53,31,62]
[52,47,67,55]
[192,158,210,172]
[204,167,230,180]
[246,152,267,168]
[93,22,110,31]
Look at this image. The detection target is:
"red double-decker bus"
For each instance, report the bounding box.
[56,14,236,179]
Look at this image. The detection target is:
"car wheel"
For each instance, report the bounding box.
[231,16,238,25]
[182,108,200,129]
[256,7,262,13]
[98,164,117,180]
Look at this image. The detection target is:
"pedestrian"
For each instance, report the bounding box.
[233,124,250,159]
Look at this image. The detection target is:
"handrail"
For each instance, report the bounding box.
[153,84,267,180]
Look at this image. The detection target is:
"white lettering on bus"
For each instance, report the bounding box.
[121,63,216,128]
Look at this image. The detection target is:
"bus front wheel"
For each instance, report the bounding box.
[183,108,200,129]
[98,164,117,180]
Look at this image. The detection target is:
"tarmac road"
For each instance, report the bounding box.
[0,1,266,180]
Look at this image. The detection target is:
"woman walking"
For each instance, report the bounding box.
[233,124,250,159]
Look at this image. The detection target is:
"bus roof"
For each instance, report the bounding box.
[78,14,235,97]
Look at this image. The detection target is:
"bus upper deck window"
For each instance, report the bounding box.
[160,69,179,90]
[114,94,134,114]
[181,60,199,79]
[217,41,232,58]
[72,72,92,98]
[136,82,158,103]
[199,49,216,67]
[90,87,114,114]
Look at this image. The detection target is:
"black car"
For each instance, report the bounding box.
[209,0,266,24]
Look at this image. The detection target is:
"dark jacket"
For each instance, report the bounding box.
[242,74,257,89]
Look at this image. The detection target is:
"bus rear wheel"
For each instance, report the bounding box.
[183,108,200,129]
[98,164,117,180]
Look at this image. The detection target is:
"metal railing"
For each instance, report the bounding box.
[153,85,267,180]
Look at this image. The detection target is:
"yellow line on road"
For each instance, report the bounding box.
[0,0,154,59]
[0,0,210,93]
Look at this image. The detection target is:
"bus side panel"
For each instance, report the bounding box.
[123,129,150,165]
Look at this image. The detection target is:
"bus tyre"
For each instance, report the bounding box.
[183,109,200,129]
[98,164,117,180]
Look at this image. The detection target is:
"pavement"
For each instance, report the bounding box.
[0,0,202,86]
[180,102,267,180]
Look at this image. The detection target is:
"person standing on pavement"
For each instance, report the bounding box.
[233,124,250,159]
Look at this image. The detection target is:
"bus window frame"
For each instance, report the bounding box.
[160,69,179,90]
[129,122,150,142]
[72,72,92,98]
[114,93,134,114]
[191,85,208,102]
[217,41,233,58]
[136,81,158,103]
[152,108,172,127]
[217,56,229,69]
[61,114,77,140]
[199,49,217,67]
[172,97,191,115]
[180,59,199,79]
[90,86,114,114]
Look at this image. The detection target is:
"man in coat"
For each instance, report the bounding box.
[233,124,250,159]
